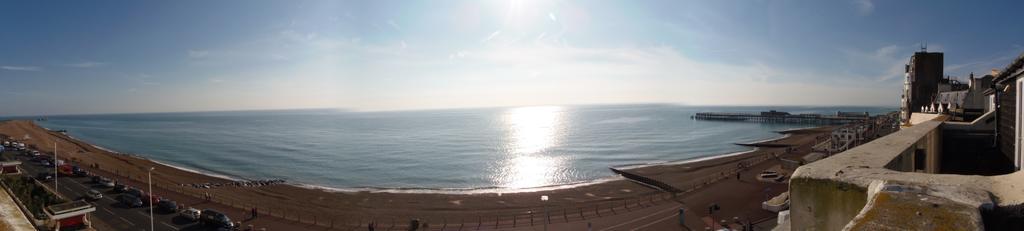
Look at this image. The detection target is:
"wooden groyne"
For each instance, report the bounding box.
[609,167,682,193]
[692,111,867,124]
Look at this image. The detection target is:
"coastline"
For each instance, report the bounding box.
[55,130,245,182]
[36,121,799,195]
[0,119,833,226]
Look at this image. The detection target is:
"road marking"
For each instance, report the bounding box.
[118,216,136,226]
[69,180,91,191]
[598,204,682,231]
[629,211,681,231]
[161,222,179,230]
[101,208,115,215]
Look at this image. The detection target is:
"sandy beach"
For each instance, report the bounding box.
[0,119,832,229]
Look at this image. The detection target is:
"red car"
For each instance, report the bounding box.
[141,193,161,206]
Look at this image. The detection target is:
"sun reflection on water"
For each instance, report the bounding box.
[495,106,567,188]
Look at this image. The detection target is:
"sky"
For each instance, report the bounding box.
[1,0,1023,116]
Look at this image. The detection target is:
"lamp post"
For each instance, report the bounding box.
[541,195,549,231]
[53,142,57,191]
[148,167,155,231]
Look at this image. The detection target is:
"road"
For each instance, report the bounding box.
[6,150,220,231]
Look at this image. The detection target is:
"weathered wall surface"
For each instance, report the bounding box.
[789,177,868,230]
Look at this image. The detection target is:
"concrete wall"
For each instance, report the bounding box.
[789,178,868,230]
[790,121,943,230]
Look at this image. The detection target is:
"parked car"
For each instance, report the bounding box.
[179,208,201,221]
[85,190,103,200]
[157,199,178,213]
[113,183,127,193]
[142,193,160,206]
[91,175,102,183]
[126,188,143,198]
[72,166,88,177]
[118,194,143,208]
[36,173,54,181]
[98,178,114,188]
[199,209,234,229]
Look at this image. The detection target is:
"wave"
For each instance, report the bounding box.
[291,176,625,195]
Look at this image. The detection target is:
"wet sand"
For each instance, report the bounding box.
[0,120,831,229]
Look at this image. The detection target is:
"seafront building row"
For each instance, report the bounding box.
[781,50,1024,230]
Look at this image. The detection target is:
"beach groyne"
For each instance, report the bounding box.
[609,167,682,193]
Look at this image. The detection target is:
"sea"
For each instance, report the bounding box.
[22,104,893,192]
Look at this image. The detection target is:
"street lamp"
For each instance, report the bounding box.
[53,142,57,191]
[148,167,155,231]
[541,195,549,231]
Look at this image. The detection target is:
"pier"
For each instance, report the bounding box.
[692,110,869,124]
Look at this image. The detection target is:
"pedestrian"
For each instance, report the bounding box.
[368,221,375,231]
[254,207,258,218]
[736,172,741,181]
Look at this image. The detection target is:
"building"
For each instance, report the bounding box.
[901,51,944,124]
[925,74,993,121]
[993,52,1024,171]
[0,161,22,175]
[782,52,1024,230]
[45,200,96,230]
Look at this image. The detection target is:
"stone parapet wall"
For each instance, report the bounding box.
[789,119,1024,230]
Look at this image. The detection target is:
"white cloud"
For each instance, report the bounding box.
[350,43,901,110]
[548,12,557,22]
[387,20,401,31]
[481,30,502,43]
[946,47,1024,76]
[854,0,874,15]
[138,73,160,85]
[188,50,210,58]
[448,50,470,60]
[839,44,917,82]
[400,40,408,49]
[67,62,107,68]
[1,66,42,71]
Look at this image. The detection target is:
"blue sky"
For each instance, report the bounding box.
[1,0,1022,116]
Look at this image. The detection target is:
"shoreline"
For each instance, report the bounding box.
[55,130,246,182]
[36,121,799,195]
[0,119,834,225]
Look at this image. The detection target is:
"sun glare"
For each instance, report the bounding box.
[495,106,566,188]
[506,106,563,154]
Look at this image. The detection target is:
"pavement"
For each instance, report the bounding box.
[0,181,35,230]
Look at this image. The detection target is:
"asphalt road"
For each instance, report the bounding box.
[5,150,228,231]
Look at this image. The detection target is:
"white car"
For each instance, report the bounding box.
[180,208,201,221]
[86,190,103,200]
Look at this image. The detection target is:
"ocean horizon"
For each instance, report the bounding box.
[19,104,893,192]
